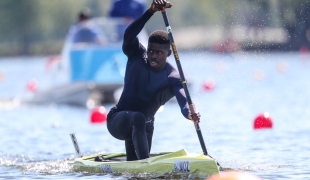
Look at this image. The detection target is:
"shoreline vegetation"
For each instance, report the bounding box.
[0,0,309,56]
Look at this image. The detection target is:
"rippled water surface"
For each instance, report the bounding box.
[0,52,309,179]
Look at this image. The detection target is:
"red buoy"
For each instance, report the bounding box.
[203,79,215,91]
[26,79,38,92]
[253,112,273,129]
[90,106,107,123]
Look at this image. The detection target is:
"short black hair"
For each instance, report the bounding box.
[148,30,170,45]
[78,8,91,21]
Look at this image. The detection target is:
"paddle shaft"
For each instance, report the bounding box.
[70,133,83,157]
[161,10,209,156]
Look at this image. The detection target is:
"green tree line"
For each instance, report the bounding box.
[0,0,309,56]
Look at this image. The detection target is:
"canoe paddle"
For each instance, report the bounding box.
[161,4,222,169]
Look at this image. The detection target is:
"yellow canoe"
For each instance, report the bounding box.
[69,149,220,178]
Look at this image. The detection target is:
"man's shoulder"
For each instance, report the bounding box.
[166,63,181,82]
[165,62,178,74]
[128,46,147,62]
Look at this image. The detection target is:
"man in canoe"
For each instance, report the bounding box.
[107,0,200,161]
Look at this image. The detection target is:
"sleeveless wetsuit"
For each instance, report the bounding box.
[107,10,190,161]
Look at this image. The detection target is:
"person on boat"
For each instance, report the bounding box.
[108,0,146,41]
[45,8,107,74]
[109,0,146,20]
[68,8,106,46]
[106,0,201,161]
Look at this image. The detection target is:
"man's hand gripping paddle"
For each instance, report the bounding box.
[159,1,222,170]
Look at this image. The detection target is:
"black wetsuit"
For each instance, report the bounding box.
[107,10,190,161]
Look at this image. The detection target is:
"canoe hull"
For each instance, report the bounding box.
[69,149,220,178]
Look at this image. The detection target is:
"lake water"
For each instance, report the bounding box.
[0,52,309,179]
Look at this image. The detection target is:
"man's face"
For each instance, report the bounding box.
[147,42,171,71]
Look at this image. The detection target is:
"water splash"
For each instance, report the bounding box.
[19,159,73,175]
[0,153,73,175]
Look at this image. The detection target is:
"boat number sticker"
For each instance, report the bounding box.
[174,161,190,172]
[100,164,113,174]
[140,159,148,164]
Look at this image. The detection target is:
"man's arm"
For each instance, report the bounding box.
[122,1,168,58]
[173,85,201,124]
[122,10,153,58]
[172,85,190,120]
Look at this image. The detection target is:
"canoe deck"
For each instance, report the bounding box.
[69,149,220,178]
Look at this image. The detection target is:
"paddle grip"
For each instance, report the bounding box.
[154,2,172,9]
[165,2,173,8]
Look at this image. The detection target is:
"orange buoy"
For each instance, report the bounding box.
[253,112,273,129]
[90,106,107,123]
[207,171,261,180]
[253,69,264,81]
[26,79,38,92]
[203,79,215,91]
[277,61,287,73]
[0,71,5,81]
